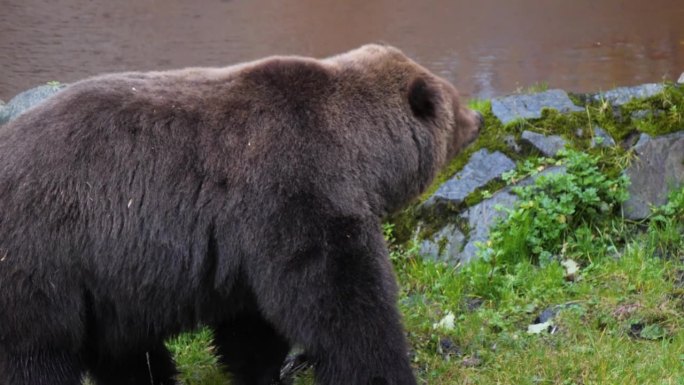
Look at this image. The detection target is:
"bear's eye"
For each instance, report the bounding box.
[408,77,438,120]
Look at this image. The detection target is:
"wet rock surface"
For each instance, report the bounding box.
[592,83,664,106]
[623,131,684,220]
[0,83,67,125]
[424,149,515,209]
[520,130,567,157]
[491,89,583,125]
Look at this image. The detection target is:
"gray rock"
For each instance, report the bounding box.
[591,126,616,148]
[633,133,652,150]
[425,149,515,208]
[678,72,684,85]
[593,83,664,107]
[419,190,516,265]
[520,130,567,157]
[533,302,582,324]
[504,135,522,153]
[0,83,67,125]
[419,224,466,264]
[621,132,650,150]
[631,109,664,121]
[623,131,684,220]
[421,166,567,265]
[491,89,584,125]
[534,307,559,324]
[460,189,519,263]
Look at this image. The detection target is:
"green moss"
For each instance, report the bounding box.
[468,98,491,113]
[463,179,507,207]
[620,83,684,137]
[573,83,684,141]
[567,92,585,107]
[502,85,682,148]
[386,206,421,244]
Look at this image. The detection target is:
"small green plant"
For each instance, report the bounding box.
[166,328,227,385]
[468,99,492,114]
[485,150,629,267]
[646,186,684,258]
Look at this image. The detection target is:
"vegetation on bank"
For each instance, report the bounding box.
[164,84,684,385]
[389,166,683,385]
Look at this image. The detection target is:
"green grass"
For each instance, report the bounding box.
[166,328,228,385]
[393,236,684,384]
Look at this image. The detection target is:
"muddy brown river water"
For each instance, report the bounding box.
[1,0,684,101]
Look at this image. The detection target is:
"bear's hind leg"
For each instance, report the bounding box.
[0,348,84,385]
[86,343,177,385]
[214,313,290,385]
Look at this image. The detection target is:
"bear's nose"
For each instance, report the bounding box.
[474,111,485,130]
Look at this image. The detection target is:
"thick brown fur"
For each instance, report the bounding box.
[0,44,481,385]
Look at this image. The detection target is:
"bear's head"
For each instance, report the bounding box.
[325,44,483,212]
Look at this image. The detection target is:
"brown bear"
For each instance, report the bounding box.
[0,44,481,385]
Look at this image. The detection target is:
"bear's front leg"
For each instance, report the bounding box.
[253,216,418,385]
[213,312,290,385]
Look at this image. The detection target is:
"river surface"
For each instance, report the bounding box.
[1,0,684,101]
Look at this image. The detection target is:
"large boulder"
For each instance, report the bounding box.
[520,130,567,157]
[623,131,684,220]
[0,83,67,125]
[491,89,583,125]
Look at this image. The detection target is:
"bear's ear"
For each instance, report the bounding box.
[408,77,438,120]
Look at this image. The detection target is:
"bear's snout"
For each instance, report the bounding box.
[474,111,485,131]
[454,107,482,154]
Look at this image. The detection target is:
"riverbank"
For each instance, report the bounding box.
[384,78,684,384]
